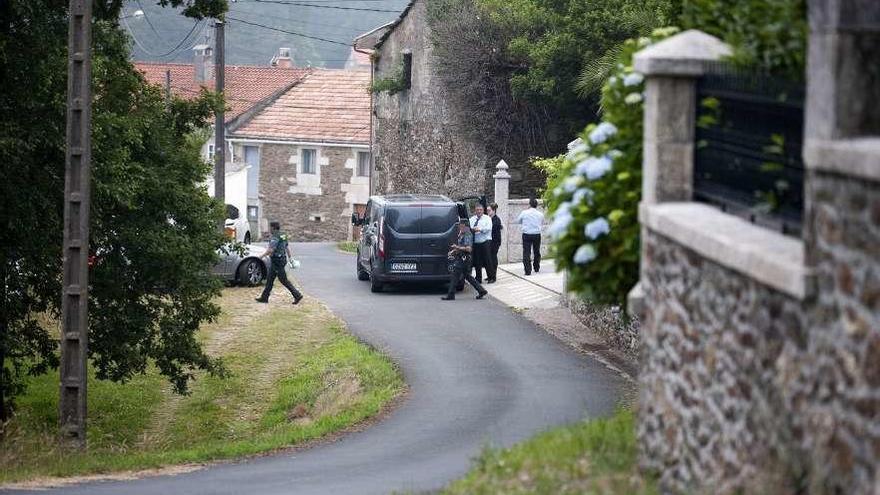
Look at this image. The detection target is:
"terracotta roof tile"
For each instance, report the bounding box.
[230,69,371,146]
[134,62,310,121]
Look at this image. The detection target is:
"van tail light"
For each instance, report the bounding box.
[225,226,236,239]
[378,217,385,259]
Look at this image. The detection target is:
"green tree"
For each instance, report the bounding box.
[426,0,678,189]
[681,0,807,77]
[0,0,228,421]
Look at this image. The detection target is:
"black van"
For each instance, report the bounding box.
[353,194,475,293]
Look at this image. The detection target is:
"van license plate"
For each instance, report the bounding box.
[391,262,417,272]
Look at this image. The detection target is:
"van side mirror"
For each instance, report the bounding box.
[226,204,240,220]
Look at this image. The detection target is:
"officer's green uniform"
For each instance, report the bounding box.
[443,227,487,300]
[257,233,303,303]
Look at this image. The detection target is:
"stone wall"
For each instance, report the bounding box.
[639,231,810,493]
[632,19,880,494]
[259,143,361,242]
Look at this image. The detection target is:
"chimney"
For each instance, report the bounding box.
[193,44,213,83]
[274,47,292,68]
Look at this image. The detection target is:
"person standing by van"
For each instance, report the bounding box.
[515,198,544,275]
[256,221,303,305]
[486,203,503,283]
[469,203,492,283]
[442,219,488,301]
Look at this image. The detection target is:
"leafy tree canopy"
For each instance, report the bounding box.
[0,0,228,420]
[426,0,678,195]
[681,0,807,78]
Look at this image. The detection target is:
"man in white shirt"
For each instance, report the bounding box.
[469,203,493,284]
[515,198,545,275]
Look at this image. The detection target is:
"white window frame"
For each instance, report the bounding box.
[357,151,371,177]
[301,148,317,175]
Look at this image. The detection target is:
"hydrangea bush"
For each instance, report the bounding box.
[541,27,680,306]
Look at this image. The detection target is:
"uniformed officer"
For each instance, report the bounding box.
[255,221,303,305]
[441,218,488,301]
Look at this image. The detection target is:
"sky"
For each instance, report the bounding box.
[122,0,410,68]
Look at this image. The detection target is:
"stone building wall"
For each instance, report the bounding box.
[259,143,360,241]
[371,0,538,198]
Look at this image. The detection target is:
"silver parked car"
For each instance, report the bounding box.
[213,243,269,286]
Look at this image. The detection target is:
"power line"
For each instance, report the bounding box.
[122,13,207,59]
[135,0,165,40]
[226,16,355,47]
[244,0,403,13]
[229,4,387,35]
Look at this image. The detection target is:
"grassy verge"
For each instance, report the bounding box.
[0,287,404,485]
[443,409,656,495]
[337,241,358,254]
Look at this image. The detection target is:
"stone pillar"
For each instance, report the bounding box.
[627,30,732,315]
[633,29,732,205]
[493,159,511,263]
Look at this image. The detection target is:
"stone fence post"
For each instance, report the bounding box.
[493,159,511,263]
[634,29,732,205]
[627,29,731,316]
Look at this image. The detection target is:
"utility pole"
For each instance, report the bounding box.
[214,20,225,217]
[60,0,93,449]
[165,69,172,105]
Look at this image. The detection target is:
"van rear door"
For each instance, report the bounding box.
[420,206,460,274]
[383,205,421,259]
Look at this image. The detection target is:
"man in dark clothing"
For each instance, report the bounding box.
[256,221,303,305]
[486,203,503,283]
[441,219,488,301]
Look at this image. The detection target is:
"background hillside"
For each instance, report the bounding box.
[123,0,409,68]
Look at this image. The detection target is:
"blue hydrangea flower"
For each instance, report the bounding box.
[572,188,593,206]
[576,155,613,180]
[573,244,597,264]
[624,92,643,105]
[623,72,644,87]
[584,217,610,240]
[588,122,618,145]
[562,176,581,193]
[548,212,573,239]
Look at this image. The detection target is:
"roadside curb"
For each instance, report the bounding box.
[496,267,562,296]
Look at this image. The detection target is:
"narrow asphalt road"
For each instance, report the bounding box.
[7,243,624,495]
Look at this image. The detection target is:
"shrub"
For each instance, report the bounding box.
[543,27,680,306]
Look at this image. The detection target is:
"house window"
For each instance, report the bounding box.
[357,151,370,177]
[301,149,317,174]
[207,143,215,161]
[247,205,259,221]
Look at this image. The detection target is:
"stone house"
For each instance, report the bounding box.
[228,69,372,241]
[626,2,880,492]
[137,50,372,242]
[136,48,310,238]
[356,0,540,201]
